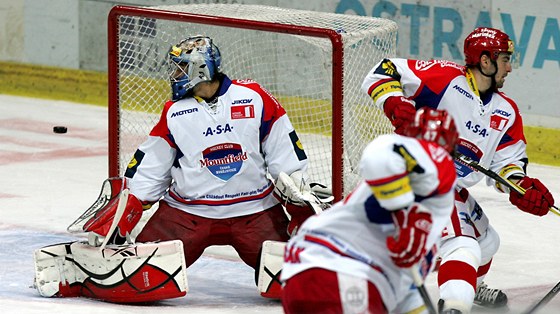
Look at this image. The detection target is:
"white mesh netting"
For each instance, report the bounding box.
[111,4,397,197]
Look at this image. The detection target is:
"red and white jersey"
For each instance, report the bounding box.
[125,75,308,219]
[362,58,528,188]
[281,134,456,312]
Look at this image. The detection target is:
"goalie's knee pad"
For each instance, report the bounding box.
[257,240,286,299]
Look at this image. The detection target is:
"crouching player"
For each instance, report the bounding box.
[33,35,327,302]
[281,108,459,313]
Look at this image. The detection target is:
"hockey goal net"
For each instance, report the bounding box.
[108,4,397,200]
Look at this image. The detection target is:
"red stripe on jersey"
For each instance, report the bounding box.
[437,260,477,291]
[232,80,286,142]
[408,59,465,95]
[149,100,176,148]
[496,92,526,151]
[417,140,456,194]
[367,77,394,96]
[233,79,286,124]
[365,171,408,187]
[449,206,463,236]
[169,184,274,206]
[303,235,385,275]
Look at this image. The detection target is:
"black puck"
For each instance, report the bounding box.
[53,126,68,134]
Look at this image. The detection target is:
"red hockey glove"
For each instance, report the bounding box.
[509,176,554,216]
[84,192,144,240]
[383,96,416,135]
[386,203,432,268]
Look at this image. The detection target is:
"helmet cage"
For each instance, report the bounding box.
[168,36,221,101]
[403,108,459,154]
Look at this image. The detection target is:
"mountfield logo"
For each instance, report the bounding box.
[171,108,198,118]
[201,143,247,181]
[200,152,248,167]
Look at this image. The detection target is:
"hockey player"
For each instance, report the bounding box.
[361,27,556,312]
[80,36,321,300]
[281,108,459,314]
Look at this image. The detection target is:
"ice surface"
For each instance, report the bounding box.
[0,94,559,313]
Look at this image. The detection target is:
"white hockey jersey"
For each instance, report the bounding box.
[281,134,456,312]
[125,75,308,219]
[362,58,528,189]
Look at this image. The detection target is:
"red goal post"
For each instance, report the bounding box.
[107,4,397,200]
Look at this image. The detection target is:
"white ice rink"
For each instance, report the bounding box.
[1,94,559,313]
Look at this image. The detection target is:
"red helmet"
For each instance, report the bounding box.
[464,27,514,66]
[403,108,458,153]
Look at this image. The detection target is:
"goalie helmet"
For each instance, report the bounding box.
[168,36,222,101]
[464,27,514,66]
[403,108,458,154]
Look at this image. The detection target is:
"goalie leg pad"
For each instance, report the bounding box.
[34,240,188,303]
[257,240,286,299]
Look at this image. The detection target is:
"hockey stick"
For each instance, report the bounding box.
[522,281,560,314]
[454,153,560,216]
[410,265,437,314]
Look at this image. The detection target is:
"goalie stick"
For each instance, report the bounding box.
[454,153,560,216]
[522,281,560,314]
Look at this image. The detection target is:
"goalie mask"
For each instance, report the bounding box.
[168,36,222,101]
[402,108,458,154]
[464,27,516,66]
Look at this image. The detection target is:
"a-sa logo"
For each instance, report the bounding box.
[203,123,233,136]
[464,120,489,138]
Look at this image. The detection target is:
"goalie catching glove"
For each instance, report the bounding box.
[509,176,555,216]
[68,177,146,245]
[83,191,144,244]
[387,203,433,268]
[274,171,333,236]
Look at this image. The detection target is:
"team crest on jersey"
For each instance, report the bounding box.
[374,59,401,80]
[200,143,248,181]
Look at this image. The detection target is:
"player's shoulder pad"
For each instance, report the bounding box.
[495,91,521,113]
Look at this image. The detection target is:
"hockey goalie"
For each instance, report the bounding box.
[33,177,188,303]
[34,34,334,303]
